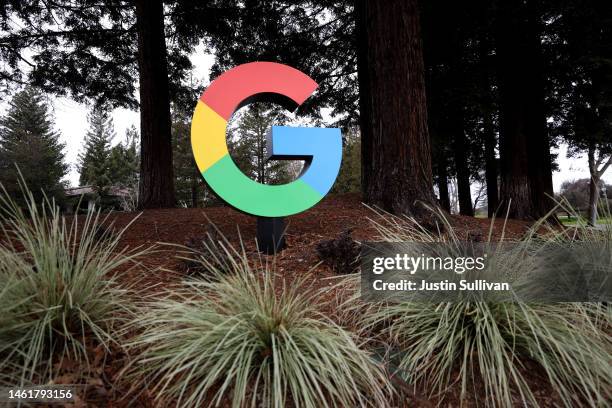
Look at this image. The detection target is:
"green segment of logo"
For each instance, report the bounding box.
[203,154,323,217]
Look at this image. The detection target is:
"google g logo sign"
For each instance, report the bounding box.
[191,62,342,217]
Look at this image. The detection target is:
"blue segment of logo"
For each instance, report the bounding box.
[267,126,342,196]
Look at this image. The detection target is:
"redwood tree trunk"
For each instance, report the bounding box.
[495,0,554,220]
[452,107,474,216]
[437,156,451,213]
[191,168,199,208]
[524,1,555,219]
[479,38,499,217]
[356,0,437,216]
[483,112,499,217]
[135,0,175,208]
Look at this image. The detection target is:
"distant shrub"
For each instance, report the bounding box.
[316,229,361,274]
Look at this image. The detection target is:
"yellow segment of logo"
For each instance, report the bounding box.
[190,101,229,173]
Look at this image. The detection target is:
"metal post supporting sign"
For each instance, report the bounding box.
[256,217,286,254]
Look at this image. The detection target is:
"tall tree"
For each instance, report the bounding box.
[0,1,219,208]
[477,33,500,217]
[445,7,474,217]
[0,87,67,203]
[495,0,555,219]
[78,108,115,191]
[553,0,612,226]
[472,1,501,218]
[563,75,612,225]
[425,46,453,214]
[421,0,501,218]
[135,0,175,208]
[355,0,437,216]
[108,125,140,188]
[452,106,474,216]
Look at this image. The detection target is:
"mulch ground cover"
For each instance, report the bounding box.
[108,193,533,287]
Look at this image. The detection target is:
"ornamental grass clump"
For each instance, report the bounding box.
[351,205,612,407]
[127,256,391,408]
[0,183,149,385]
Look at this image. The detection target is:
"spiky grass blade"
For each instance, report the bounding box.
[348,206,611,407]
[0,181,151,385]
[127,254,391,408]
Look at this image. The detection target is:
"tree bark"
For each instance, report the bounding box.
[452,107,474,216]
[483,112,499,217]
[587,147,612,226]
[356,0,437,216]
[135,0,175,208]
[588,176,599,227]
[437,155,451,213]
[479,38,499,218]
[191,168,199,208]
[495,0,554,220]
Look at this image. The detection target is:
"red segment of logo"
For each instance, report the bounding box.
[200,61,318,121]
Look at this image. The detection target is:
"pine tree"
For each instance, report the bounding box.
[108,125,140,188]
[229,104,296,186]
[173,118,204,207]
[332,130,361,194]
[0,87,67,204]
[78,108,115,192]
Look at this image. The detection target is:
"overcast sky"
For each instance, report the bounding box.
[4,49,611,192]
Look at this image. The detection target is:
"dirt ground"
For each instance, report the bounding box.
[108,193,533,285]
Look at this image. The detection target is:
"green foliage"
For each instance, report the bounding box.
[127,254,391,408]
[0,2,138,106]
[552,1,612,202]
[78,109,139,210]
[0,1,203,109]
[0,87,68,205]
[78,108,115,190]
[207,2,357,128]
[559,178,612,211]
[362,301,610,407]
[552,0,612,156]
[108,125,139,188]
[228,104,298,185]
[348,208,612,407]
[172,118,211,207]
[0,181,149,385]
[332,131,361,194]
